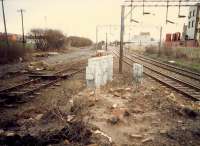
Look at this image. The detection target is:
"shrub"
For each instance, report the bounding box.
[44,29,66,49]
[0,40,31,64]
[29,28,93,50]
[67,36,93,47]
[160,46,173,57]
[29,28,66,51]
[145,45,158,54]
[174,48,187,59]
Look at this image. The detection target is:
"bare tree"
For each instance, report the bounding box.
[29,28,66,51]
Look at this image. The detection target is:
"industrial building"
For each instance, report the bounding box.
[186,3,200,41]
[165,3,200,48]
[0,32,21,42]
[130,32,157,46]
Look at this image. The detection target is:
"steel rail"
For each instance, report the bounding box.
[124,0,200,2]
[129,53,200,81]
[0,66,85,106]
[112,50,200,101]
[124,4,198,7]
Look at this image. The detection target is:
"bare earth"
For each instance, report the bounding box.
[0,51,199,146]
[0,48,95,90]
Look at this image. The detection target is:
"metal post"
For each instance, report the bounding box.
[119,5,125,73]
[158,26,162,56]
[1,0,9,48]
[44,16,47,29]
[166,0,169,24]
[18,9,25,47]
[106,32,108,51]
[96,26,98,50]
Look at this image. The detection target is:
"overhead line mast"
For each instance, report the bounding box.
[1,0,9,48]
[17,9,26,47]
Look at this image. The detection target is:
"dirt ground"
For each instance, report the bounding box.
[0,54,200,145]
[0,47,95,91]
[78,57,200,146]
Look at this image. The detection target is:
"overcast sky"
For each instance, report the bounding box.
[0,0,194,41]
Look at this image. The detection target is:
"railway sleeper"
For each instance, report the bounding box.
[189,92,200,95]
[29,74,60,80]
[191,94,200,98]
[114,51,200,101]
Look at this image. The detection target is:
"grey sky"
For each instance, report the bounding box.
[0,0,193,41]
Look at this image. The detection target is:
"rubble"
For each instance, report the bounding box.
[67,115,75,122]
[182,107,199,119]
[94,130,112,143]
[5,131,15,137]
[150,86,157,91]
[63,139,70,145]
[34,114,43,121]
[87,144,99,146]
[167,93,176,101]
[159,129,167,134]
[109,87,133,99]
[108,116,120,125]
[33,52,49,58]
[0,129,4,135]
[1,52,200,146]
[122,92,132,99]
[0,121,92,146]
[168,60,176,64]
[125,87,131,91]
[128,134,143,139]
[141,137,154,143]
[54,83,61,86]
[111,108,130,118]
[113,91,121,97]
[107,107,130,125]
[48,52,59,56]
[131,107,143,113]
[27,61,55,72]
[111,104,118,109]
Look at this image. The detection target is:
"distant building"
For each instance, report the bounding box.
[163,3,200,48]
[131,32,157,46]
[0,32,21,42]
[186,3,200,41]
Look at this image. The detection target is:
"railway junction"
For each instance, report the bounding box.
[0,0,200,145]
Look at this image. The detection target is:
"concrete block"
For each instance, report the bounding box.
[86,55,113,88]
[86,67,95,88]
[133,63,143,84]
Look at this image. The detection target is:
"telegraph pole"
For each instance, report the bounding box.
[96,26,98,50]
[1,0,9,48]
[106,32,108,51]
[158,26,163,56]
[44,16,47,29]
[17,9,26,47]
[119,5,125,73]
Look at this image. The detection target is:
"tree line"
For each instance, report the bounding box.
[29,29,93,51]
[0,28,93,64]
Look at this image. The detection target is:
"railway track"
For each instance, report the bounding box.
[0,65,85,106]
[129,53,200,82]
[112,49,200,101]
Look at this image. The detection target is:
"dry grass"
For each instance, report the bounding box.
[67,36,93,47]
[145,45,158,54]
[145,45,200,61]
[71,95,89,116]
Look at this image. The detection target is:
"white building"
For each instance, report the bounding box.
[130,32,157,46]
[186,3,200,40]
